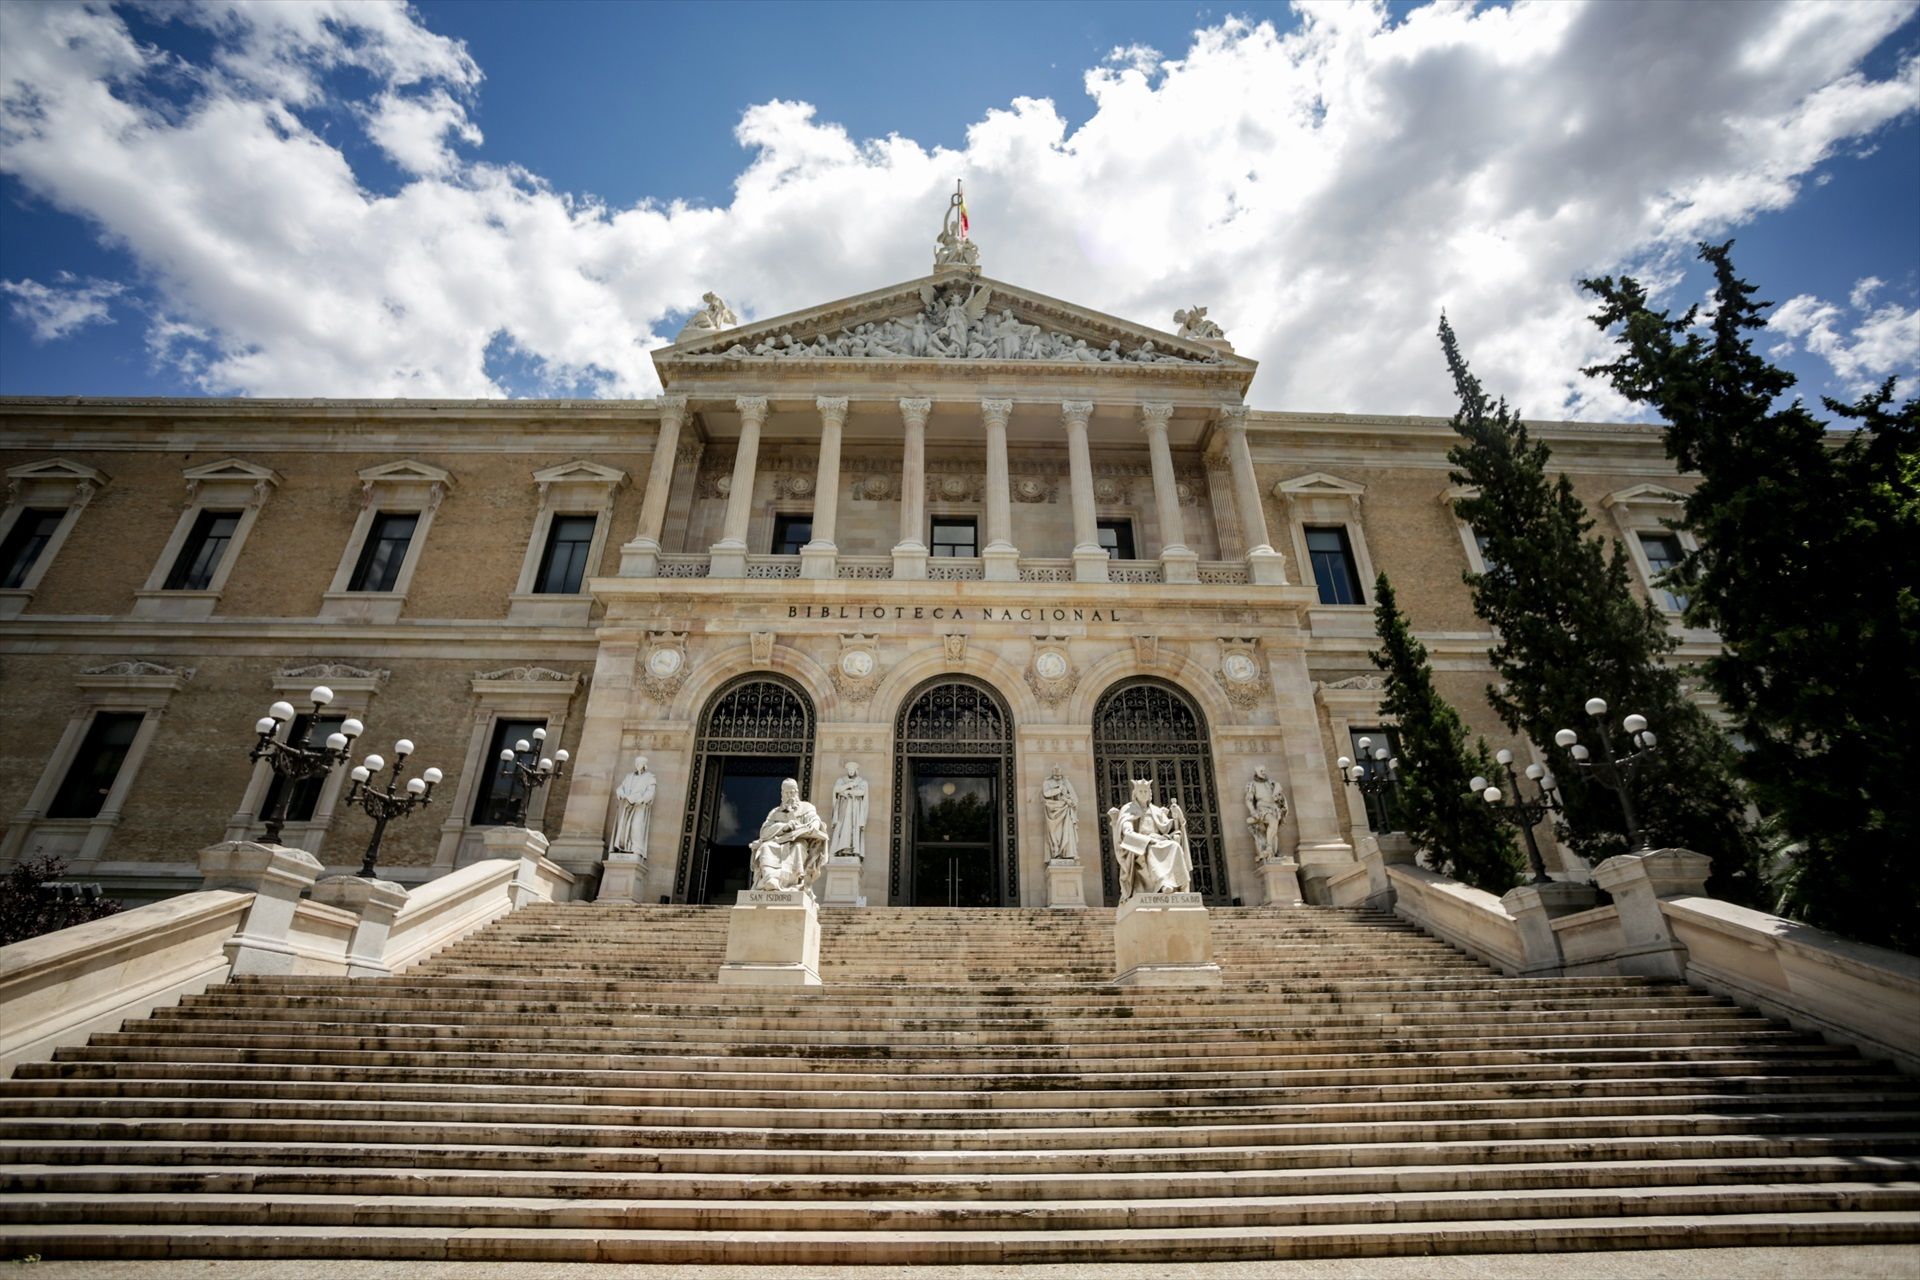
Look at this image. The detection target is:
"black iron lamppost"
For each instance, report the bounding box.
[1472,747,1565,885]
[1554,697,1658,852]
[499,727,570,828]
[343,740,443,879]
[1337,735,1402,830]
[250,685,361,844]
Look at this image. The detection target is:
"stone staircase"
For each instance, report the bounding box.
[3,902,1918,1263]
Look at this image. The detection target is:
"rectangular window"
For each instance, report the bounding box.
[1471,527,1499,574]
[930,517,977,558]
[257,714,344,824]
[1347,726,1405,834]
[534,515,596,594]
[1,508,65,589]
[163,510,241,591]
[471,718,546,825]
[48,711,144,820]
[770,514,812,556]
[347,512,419,592]
[1306,525,1364,605]
[1097,519,1136,560]
[1638,532,1688,611]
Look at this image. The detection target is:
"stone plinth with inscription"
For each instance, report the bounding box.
[1258,858,1305,907]
[1113,891,1221,987]
[1046,860,1087,908]
[819,855,866,907]
[718,887,823,986]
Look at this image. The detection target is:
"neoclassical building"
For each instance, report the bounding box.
[0,234,1713,908]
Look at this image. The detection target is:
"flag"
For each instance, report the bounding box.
[959,196,970,239]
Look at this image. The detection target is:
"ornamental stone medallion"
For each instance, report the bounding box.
[831,635,883,703]
[1026,639,1080,707]
[1214,638,1270,710]
[639,633,689,704]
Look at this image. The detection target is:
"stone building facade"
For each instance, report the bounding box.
[0,252,1715,907]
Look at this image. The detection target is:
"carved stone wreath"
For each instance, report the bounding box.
[1213,638,1270,710]
[638,632,690,704]
[830,634,883,703]
[1025,639,1079,707]
[1010,476,1056,504]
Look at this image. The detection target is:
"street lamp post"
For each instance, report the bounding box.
[1554,698,1658,852]
[1473,748,1565,885]
[343,741,443,879]
[1337,735,1402,832]
[249,686,361,845]
[499,727,570,829]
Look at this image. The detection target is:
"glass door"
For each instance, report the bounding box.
[909,763,999,907]
[694,755,798,904]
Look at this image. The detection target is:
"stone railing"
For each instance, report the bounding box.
[658,554,710,578]
[1109,562,1164,585]
[1328,839,1920,1074]
[835,556,894,580]
[0,835,577,1077]
[1198,561,1250,584]
[1018,559,1074,582]
[928,557,984,581]
[745,555,801,579]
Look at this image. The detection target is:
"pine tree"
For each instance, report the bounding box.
[1368,572,1522,893]
[1437,315,1763,898]
[1581,244,1920,951]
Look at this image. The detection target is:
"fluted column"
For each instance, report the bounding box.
[620,393,688,575]
[1140,402,1198,584]
[708,395,767,578]
[892,397,932,580]
[799,396,847,580]
[1220,404,1287,585]
[1062,400,1108,584]
[980,398,1019,582]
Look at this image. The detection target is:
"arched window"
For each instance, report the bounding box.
[675,674,815,903]
[890,676,1018,906]
[1092,678,1229,902]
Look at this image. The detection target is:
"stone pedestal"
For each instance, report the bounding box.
[798,544,838,580]
[618,538,660,577]
[982,546,1021,583]
[1046,860,1086,908]
[483,826,551,909]
[310,874,410,979]
[1113,892,1221,988]
[1160,547,1200,584]
[1258,858,1304,907]
[891,545,929,581]
[596,852,647,903]
[718,888,823,986]
[1376,833,1418,865]
[1593,848,1712,980]
[819,856,867,907]
[1501,879,1601,975]
[1246,547,1288,585]
[197,840,323,977]
[708,541,747,579]
[1072,546,1111,583]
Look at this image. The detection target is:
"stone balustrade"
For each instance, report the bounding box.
[633,552,1257,588]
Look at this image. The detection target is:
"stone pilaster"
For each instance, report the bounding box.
[1062,400,1108,583]
[709,395,767,578]
[620,393,688,576]
[1220,405,1287,585]
[1269,645,1355,898]
[980,398,1019,582]
[1140,402,1197,583]
[547,633,640,877]
[800,396,847,580]
[893,397,931,580]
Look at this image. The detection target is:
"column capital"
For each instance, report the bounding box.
[1061,400,1094,430]
[815,396,849,424]
[1139,402,1175,433]
[657,392,689,420]
[735,395,769,425]
[899,397,933,426]
[980,398,1014,427]
[1219,403,1250,432]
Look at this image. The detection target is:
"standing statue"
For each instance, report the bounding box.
[748,778,830,892]
[1173,305,1226,341]
[1042,767,1079,863]
[609,756,656,858]
[829,762,869,860]
[932,179,980,269]
[1245,765,1289,861]
[1107,778,1195,900]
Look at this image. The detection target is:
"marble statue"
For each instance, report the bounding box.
[1245,765,1289,861]
[829,762,869,860]
[674,291,739,341]
[1108,778,1195,900]
[609,756,656,858]
[748,778,830,893]
[1042,767,1079,863]
[1173,305,1226,341]
[933,180,980,269]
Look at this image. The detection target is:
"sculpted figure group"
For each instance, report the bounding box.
[1108,778,1195,900]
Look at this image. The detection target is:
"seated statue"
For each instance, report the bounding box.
[748,778,829,893]
[1107,778,1195,900]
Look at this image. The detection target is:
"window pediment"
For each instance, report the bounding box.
[181,458,280,506]
[7,457,110,506]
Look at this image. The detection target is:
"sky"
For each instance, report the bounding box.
[0,0,1916,420]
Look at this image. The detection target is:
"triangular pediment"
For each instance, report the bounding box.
[6,457,109,486]
[532,460,628,488]
[1276,472,1367,499]
[654,272,1254,380]
[182,458,280,485]
[358,460,453,487]
[1601,483,1687,509]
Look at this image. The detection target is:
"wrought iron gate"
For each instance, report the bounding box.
[1092,678,1229,903]
[675,674,815,901]
[890,677,1018,905]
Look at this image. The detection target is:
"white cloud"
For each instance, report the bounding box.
[1770,280,1920,392]
[0,273,125,341]
[0,0,1916,410]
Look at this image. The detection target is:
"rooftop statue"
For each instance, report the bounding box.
[1173,306,1226,341]
[673,291,740,342]
[933,180,980,271]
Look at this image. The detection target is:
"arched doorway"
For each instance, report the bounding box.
[675,674,815,903]
[1093,678,1229,903]
[890,677,1018,907]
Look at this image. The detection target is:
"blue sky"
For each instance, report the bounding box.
[1,0,1915,417]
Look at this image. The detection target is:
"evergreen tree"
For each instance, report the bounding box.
[1368,572,1522,893]
[1437,315,1763,898]
[1581,244,1920,951]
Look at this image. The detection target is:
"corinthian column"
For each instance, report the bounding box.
[708,395,767,578]
[980,398,1019,582]
[892,397,931,580]
[620,393,688,576]
[800,396,847,580]
[1140,402,1198,584]
[1062,400,1109,584]
[1220,404,1287,585]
